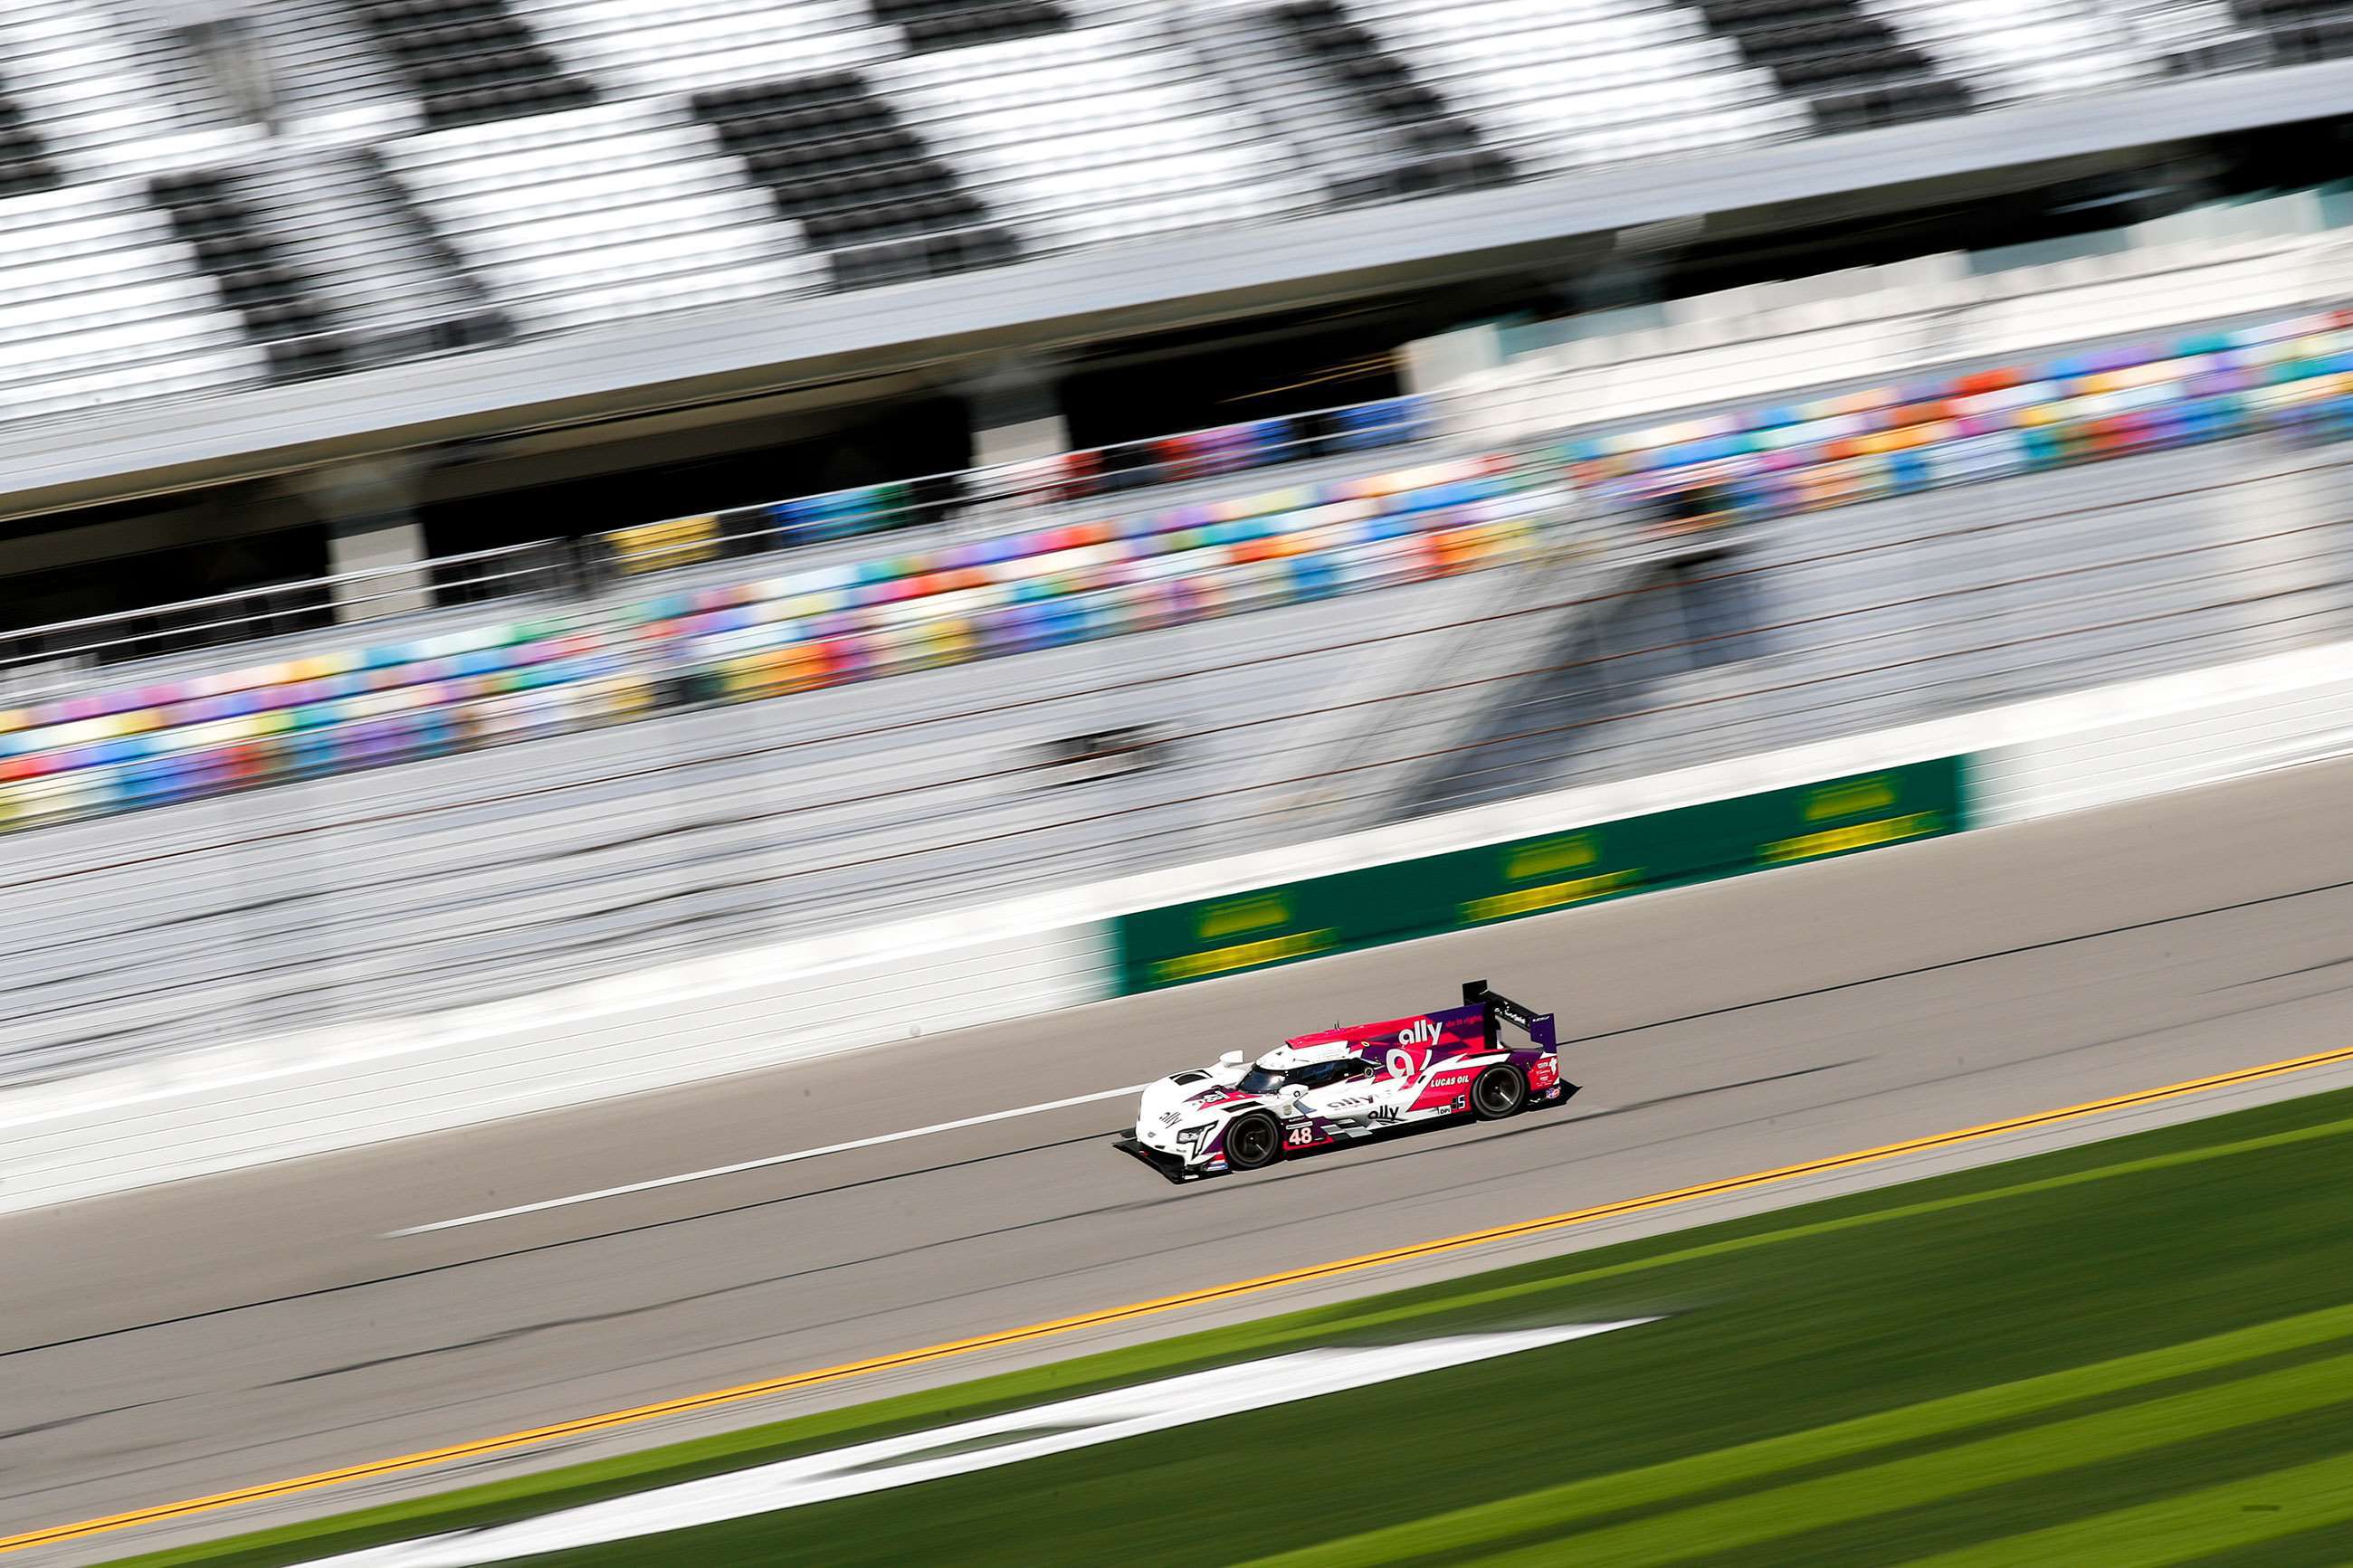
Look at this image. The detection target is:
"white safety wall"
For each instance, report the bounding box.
[0,909,1114,1215]
[7,637,2353,1215]
[1968,642,2353,825]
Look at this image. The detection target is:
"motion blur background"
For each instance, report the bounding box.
[5,0,2353,1085]
[13,2,2353,1561]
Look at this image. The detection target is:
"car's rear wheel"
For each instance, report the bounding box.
[1223,1111,1283,1171]
[1472,1065,1528,1121]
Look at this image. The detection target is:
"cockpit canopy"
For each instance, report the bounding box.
[1237,1054,1377,1097]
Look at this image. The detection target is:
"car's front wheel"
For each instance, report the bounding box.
[1472,1065,1528,1121]
[1222,1110,1283,1171]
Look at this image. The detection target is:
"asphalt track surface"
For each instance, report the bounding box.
[10,755,2353,1562]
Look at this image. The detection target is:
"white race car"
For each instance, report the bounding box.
[1119,979,1575,1180]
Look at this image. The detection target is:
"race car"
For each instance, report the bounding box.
[1118,979,1577,1181]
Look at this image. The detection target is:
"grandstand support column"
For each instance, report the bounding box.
[956,353,1072,527]
[960,353,1069,468]
[1557,216,1703,324]
[304,455,429,622]
[1398,324,1504,396]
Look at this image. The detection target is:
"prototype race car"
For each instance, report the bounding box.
[1118,979,1577,1181]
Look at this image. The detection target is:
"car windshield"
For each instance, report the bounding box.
[1237,1066,1289,1095]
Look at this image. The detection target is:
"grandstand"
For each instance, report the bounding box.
[3,0,2353,1086]
[5,268,2348,1081]
[17,11,2353,1560]
[5,255,2348,841]
[0,0,2243,395]
[0,0,2339,527]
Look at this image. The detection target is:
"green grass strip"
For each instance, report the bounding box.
[1303,1112,2353,1344]
[1244,1305,2353,1568]
[103,1102,2353,1567]
[1463,1349,2353,1567]
[1894,1447,2353,1568]
[1280,1109,2353,1354]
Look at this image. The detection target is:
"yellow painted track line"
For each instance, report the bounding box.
[10,1041,2353,1557]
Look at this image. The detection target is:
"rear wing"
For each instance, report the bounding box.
[1463,979,1557,1050]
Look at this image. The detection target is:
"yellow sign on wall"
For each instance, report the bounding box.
[610,515,719,574]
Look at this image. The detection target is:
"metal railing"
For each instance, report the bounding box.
[588,394,1436,579]
[1442,223,2353,458]
[0,391,1437,705]
[0,538,571,706]
[5,432,2345,1087]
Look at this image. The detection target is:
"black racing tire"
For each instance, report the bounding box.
[1472,1065,1528,1121]
[1223,1110,1284,1172]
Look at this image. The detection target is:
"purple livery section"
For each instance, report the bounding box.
[1121,979,1577,1181]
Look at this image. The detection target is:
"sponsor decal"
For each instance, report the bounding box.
[1197,893,1290,940]
[1461,869,1640,924]
[1149,927,1338,984]
[1385,1022,1447,1082]
[1804,775,1899,821]
[1759,811,1942,864]
[1504,833,1597,880]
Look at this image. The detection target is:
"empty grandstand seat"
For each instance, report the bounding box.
[2114,0,2260,71]
[873,0,1070,51]
[2233,0,2353,62]
[872,27,1318,249]
[0,0,251,173]
[10,309,2353,836]
[0,180,266,420]
[1553,309,2353,522]
[383,100,824,329]
[0,0,2301,422]
[0,451,1557,829]
[696,71,1021,287]
[514,0,901,97]
[1347,0,1809,175]
[1694,0,1958,103]
[148,168,352,378]
[0,90,59,197]
[348,0,597,128]
[1860,0,2161,100]
[1268,0,1512,199]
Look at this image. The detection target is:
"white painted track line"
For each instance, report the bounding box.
[386,1082,1153,1236]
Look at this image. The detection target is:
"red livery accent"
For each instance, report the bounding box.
[1121,979,1579,1183]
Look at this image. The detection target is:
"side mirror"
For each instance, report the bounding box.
[1217,1050,1245,1069]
